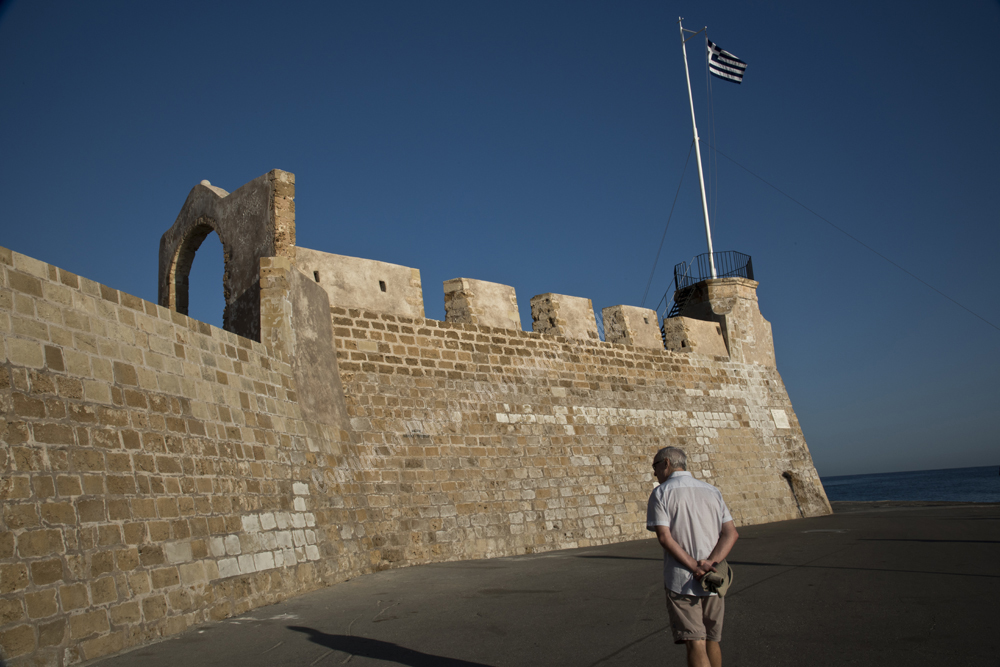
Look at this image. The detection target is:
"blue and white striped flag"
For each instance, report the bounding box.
[707,39,747,84]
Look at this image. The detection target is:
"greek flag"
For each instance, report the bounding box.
[707,39,747,84]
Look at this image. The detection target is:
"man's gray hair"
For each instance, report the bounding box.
[653,446,687,470]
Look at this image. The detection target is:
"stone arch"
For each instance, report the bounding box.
[166,216,231,324]
[158,170,296,341]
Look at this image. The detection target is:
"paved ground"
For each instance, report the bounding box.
[88,502,1000,666]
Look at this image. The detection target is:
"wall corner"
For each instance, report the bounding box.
[268,169,296,264]
[675,277,776,366]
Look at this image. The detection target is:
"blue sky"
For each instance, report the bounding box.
[2,0,997,476]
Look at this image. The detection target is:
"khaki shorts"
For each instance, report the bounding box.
[665,590,724,644]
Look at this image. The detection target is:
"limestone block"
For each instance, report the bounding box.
[261,551,281,570]
[662,317,729,357]
[13,251,49,279]
[0,564,29,594]
[444,278,521,330]
[530,293,598,341]
[237,554,256,574]
[218,558,239,578]
[0,624,35,659]
[163,541,192,564]
[69,609,109,640]
[602,305,662,349]
[7,338,43,368]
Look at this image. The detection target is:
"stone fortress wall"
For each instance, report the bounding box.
[0,170,830,666]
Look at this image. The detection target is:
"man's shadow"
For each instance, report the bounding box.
[288,626,495,667]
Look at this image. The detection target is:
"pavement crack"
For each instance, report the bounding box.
[309,649,333,665]
[583,582,668,667]
[371,601,400,622]
[630,582,659,630]
[261,641,283,654]
[584,625,670,667]
[346,612,362,637]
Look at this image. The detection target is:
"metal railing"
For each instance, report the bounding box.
[674,251,754,291]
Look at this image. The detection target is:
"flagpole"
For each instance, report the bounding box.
[678,18,717,279]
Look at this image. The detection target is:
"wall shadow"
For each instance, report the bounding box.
[574,555,661,561]
[287,626,495,666]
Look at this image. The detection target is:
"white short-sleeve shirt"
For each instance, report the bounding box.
[646,471,733,595]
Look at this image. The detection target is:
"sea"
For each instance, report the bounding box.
[820,465,1000,503]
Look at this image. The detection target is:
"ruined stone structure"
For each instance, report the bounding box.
[0,170,830,665]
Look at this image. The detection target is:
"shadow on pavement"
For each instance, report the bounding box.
[858,538,1000,543]
[288,626,496,666]
[728,560,1000,578]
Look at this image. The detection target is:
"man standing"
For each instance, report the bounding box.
[647,446,739,667]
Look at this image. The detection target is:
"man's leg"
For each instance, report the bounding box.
[706,640,722,667]
[684,640,711,667]
[702,595,724,667]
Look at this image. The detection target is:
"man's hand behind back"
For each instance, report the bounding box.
[693,560,718,580]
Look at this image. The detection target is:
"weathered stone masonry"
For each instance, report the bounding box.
[1,170,830,665]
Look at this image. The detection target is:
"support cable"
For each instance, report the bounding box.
[653,277,675,315]
[641,141,695,307]
[709,145,1000,332]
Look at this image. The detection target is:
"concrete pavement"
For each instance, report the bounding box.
[86,502,1000,666]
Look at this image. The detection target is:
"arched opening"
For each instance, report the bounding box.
[187,232,225,328]
[168,219,228,329]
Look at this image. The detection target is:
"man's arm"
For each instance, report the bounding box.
[653,525,701,574]
[697,520,739,573]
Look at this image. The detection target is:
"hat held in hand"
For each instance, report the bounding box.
[700,560,734,597]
